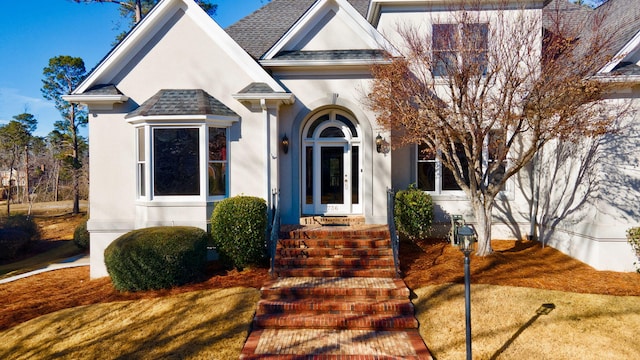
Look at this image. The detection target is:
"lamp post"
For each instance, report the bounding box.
[457,225,475,360]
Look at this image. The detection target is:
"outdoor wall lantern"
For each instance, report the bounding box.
[376,133,384,153]
[456,225,476,360]
[281,134,289,154]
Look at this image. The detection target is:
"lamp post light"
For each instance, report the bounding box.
[457,225,476,360]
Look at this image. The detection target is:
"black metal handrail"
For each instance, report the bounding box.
[387,188,401,277]
[268,190,281,278]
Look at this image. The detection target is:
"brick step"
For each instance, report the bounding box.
[275,267,396,278]
[254,313,419,330]
[241,354,421,360]
[277,247,393,258]
[260,278,410,300]
[275,256,395,268]
[256,299,414,316]
[240,329,432,360]
[278,238,391,249]
[286,228,390,240]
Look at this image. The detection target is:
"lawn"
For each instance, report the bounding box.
[1,206,639,359]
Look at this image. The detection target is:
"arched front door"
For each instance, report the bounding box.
[302,110,362,215]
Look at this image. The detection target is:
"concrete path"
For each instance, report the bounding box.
[0,254,89,284]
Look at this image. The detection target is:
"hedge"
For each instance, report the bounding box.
[394,183,434,241]
[210,195,267,269]
[105,226,208,291]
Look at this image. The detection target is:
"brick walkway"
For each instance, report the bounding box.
[239,226,433,359]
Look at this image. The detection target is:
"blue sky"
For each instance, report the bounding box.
[0,0,265,137]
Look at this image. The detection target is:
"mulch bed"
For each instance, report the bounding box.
[1,236,639,332]
[401,238,640,296]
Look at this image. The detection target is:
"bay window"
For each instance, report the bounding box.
[136,125,228,201]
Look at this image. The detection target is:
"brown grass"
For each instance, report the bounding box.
[413,284,640,360]
[401,238,640,359]
[1,215,640,359]
[0,287,260,360]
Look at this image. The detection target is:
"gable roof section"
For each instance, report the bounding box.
[226,0,372,60]
[260,0,397,67]
[594,0,640,75]
[71,0,286,96]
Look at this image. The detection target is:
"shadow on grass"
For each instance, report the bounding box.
[489,303,555,360]
[0,288,259,359]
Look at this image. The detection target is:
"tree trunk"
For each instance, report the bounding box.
[134,0,142,23]
[54,164,59,202]
[472,197,494,256]
[24,145,29,204]
[71,105,80,215]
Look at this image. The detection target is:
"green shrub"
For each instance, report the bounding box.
[0,215,39,260]
[104,226,208,291]
[1,215,40,240]
[73,220,90,250]
[627,227,640,273]
[210,196,267,269]
[0,229,30,260]
[394,183,434,241]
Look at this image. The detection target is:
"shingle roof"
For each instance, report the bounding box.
[225,0,370,60]
[273,49,388,61]
[544,0,640,76]
[543,0,593,33]
[594,0,640,61]
[83,84,124,96]
[237,82,279,94]
[125,89,238,118]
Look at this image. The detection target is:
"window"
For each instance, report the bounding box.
[432,23,488,76]
[153,128,200,196]
[417,134,509,194]
[417,143,469,192]
[136,127,146,197]
[136,126,228,201]
[208,128,227,196]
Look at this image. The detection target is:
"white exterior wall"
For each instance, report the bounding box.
[86,6,272,277]
[377,1,540,239]
[541,95,640,271]
[275,70,391,224]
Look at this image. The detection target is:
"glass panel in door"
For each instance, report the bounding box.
[321,146,345,205]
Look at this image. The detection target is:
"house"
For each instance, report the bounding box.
[64,0,640,278]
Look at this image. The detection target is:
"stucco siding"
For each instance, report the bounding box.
[275,71,390,224]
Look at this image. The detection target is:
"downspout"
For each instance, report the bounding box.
[262,98,272,209]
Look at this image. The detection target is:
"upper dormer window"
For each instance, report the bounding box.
[432,23,488,76]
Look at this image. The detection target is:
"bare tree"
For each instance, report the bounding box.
[368,0,625,255]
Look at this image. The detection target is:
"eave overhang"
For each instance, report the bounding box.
[232,93,296,110]
[367,0,552,26]
[62,94,129,110]
[259,58,392,68]
[125,114,239,127]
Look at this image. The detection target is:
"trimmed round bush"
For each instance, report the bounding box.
[104,226,208,291]
[0,215,39,260]
[0,229,30,260]
[73,219,90,250]
[394,183,434,241]
[2,215,40,240]
[211,195,267,269]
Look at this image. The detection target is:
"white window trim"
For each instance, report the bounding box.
[416,138,511,198]
[135,122,230,204]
